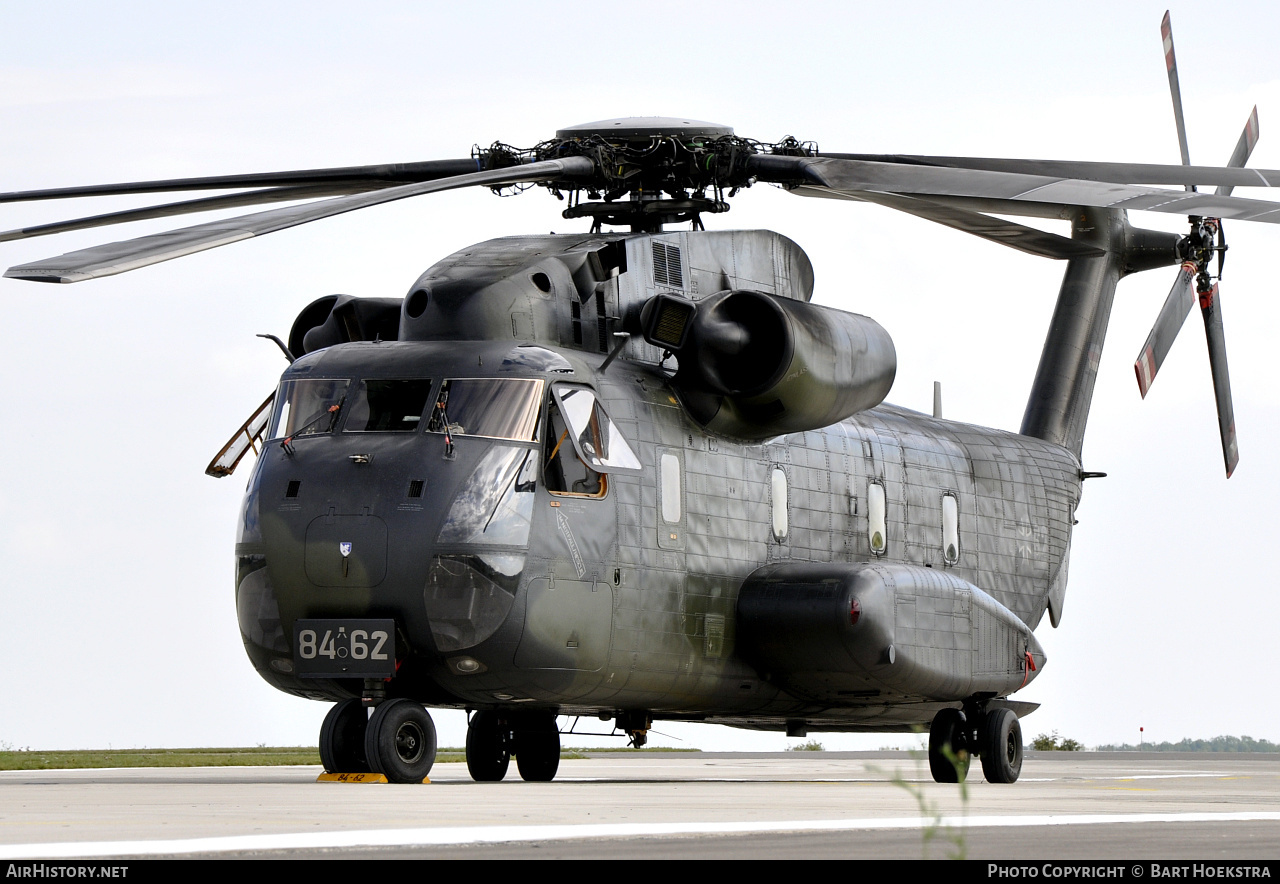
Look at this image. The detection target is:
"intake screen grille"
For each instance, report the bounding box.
[652,242,684,288]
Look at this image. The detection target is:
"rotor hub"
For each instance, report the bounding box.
[478,117,811,232]
[554,117,735,142]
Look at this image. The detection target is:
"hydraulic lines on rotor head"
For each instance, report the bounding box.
[472,129,817,231]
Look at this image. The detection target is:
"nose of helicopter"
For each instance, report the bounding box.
[236,415,538,685]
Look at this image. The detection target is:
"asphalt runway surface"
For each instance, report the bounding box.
[3,752,1279,860]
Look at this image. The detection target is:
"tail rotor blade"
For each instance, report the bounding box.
[1198,283,1240,477]
[1216,107,1261,197]
[1134,263,1197,397]
[1213,108,1259,275]
[1161,11,1194,182]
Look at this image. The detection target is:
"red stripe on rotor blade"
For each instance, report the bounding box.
[1135,347,1156,398]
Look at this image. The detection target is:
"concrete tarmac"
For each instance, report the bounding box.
[3,751,1280,860]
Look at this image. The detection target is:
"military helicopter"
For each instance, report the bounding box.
[4,13,1274,786]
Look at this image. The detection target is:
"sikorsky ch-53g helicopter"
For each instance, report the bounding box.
[4,14,1274,785]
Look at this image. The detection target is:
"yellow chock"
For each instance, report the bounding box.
[316,772,431,784]
[317,772,388,783]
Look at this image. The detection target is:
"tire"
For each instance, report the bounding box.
[980,707,1023,784]
[365,699,437,783]
[319,699,370,773]
[928,708,970,783]
[466,710,510,782]
[513,711,560,782]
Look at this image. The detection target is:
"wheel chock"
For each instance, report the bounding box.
[316,772,431,783]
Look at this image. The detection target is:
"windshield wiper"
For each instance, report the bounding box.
[281,399,344,455]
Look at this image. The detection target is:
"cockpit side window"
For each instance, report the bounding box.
[267,378,350,440]
[544,399,606,498]
[548,385,641,473]
[542,385,642,498]
[344,379,432,432]
[426,378,542,442]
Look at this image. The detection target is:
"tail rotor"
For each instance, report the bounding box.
[1132,11,1249,477]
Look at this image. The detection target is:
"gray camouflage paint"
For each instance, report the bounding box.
[236,222,1159,733]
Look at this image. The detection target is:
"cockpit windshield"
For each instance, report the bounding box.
[426,378,542,442]
[267,378,350,440]
[344,379,433,432]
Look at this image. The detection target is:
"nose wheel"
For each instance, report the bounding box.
[362,698,438,783]
[319,698,370,773]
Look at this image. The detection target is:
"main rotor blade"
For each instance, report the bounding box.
[5,157,595,283]
[1197,283,1239,477]
[790,186,1104,260]
[1216,107,1261,197]
[0,159,480,204]
[1161,11,1194,181]
[816,154,1280,190]
[1134,263,1196,398]
[749,154,1280,224]
[0,184,377,243]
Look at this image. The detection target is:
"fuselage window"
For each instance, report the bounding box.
[771,468,788,542]
[868,481,887,555]
[426,378,543,442]
[344,379,432,432]
[660,454,682,523]
[267,378,350,440]
[942,493,960,565]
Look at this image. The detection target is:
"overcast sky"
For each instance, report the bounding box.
[2,1,1278,753]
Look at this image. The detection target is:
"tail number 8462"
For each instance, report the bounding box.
[294,618,396,678]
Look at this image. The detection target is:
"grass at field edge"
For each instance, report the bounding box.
[0,746,697,771]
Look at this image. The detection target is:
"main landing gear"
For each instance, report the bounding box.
[318,698,438,783]
[927,705,1023,784]
[465,709,562,782]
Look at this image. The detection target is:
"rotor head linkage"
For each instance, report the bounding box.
[477,117,815,231]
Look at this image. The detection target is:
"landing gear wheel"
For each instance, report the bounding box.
[514,711,560,782]
[979,707,1023,784]
[364,699,437,783]
[466,710,510,782]
[319,698,370,773]
[928,708,970,783]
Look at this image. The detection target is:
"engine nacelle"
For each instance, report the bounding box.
[736,562,1044,703]
[287,294,404,358]
[641,290,895,440]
